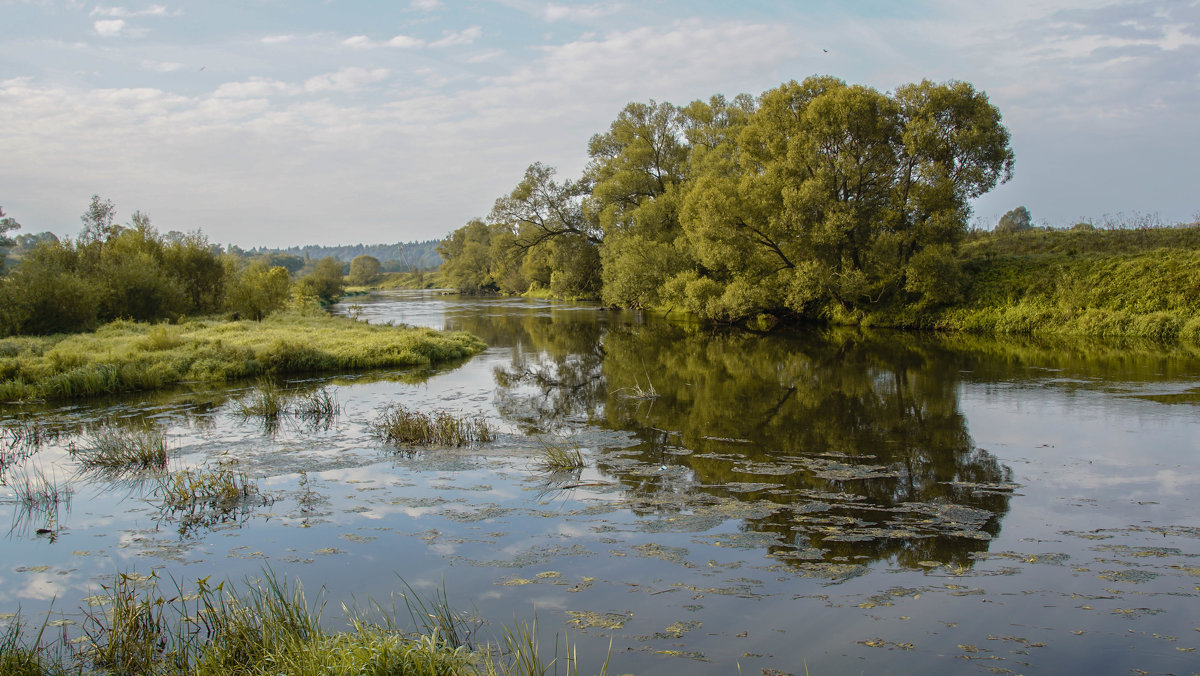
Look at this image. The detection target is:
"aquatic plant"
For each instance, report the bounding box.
[75,424,168,473]
[0,612,63,676]
[481,617,611,676]
[292,387,341,426]
[5,465,72,509]
[236,378,289,420]
[370,405,493,447]
[155,459,269,536]
[533,437,585,473]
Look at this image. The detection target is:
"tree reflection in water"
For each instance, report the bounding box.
[459,308,1013,570]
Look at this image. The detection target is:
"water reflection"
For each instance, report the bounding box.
[449,305,1014,569]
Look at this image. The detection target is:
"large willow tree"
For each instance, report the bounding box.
[672,76,1013,321]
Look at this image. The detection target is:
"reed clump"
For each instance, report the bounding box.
[370,405,493,447]
[533,437,585,473]
[154,459,269,535]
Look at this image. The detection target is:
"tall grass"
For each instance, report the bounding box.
[370,405,493,447]
[6,465,72,510]
[0,312,486,402]
[2,569,614,676]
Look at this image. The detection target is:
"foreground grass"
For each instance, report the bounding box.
[0,312,485,402]
[0,571,606,676]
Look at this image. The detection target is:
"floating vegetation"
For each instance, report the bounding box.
[75,423,169,474]
[565,610,632,631]
[370,404,493,447]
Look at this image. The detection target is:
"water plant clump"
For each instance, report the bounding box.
[236,379,290,420]
[370,405,493,447]
[5,465,72,509]
[534,437,585,473]
[75,424,169,473]
[155,459,269,536]
[236,381,341,431]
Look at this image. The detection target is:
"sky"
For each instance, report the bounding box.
[1,0,1197,247]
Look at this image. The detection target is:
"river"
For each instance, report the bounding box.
[2,289,1200,674]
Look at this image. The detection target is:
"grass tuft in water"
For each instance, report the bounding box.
[0,611,63,676]
[75,424,169,473]
[236,379,289,420]
[6,465,72,509]
[293,387,341,426]
[480,617,610,676]
[155,458,269,536]
[370,405,493,447]
[534,437,585,473]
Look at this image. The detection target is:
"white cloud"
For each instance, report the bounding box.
[430,25,483,47]
[342,35,376,49]
[544,2,620,22]
[410,0,442,9]
[212,77,299,98]
[303,67,391,93]
[93,19,126,36]
[388,33,426,48]
[91,4,176,17]
[261,34,295,45]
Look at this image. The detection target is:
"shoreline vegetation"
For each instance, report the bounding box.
[0,311,485,403]
[0,570,604,676]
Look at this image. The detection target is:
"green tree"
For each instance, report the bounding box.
[676,76,1013,321]
[296,257,346,304]
[995,206,1032,234]
[79,194,120,244]
[438,219,497,293]
[348,255,382,286]
[224,262,292,321]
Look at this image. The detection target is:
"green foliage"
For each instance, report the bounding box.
[995,206,1033,233]
[296,257,346,304]
[0,206,19,274]
[437,77,1013,318]
[224,261,292,321]
[348,254,382,286]
[0,198,229,336]
[0,313,486,402]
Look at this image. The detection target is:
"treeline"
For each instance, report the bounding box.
[252,240,443,271]
[438,75,1016,325]
[0,197,353,336]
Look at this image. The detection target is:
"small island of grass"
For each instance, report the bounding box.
[0,312,485,402]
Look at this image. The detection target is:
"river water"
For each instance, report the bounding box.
[3,289,1200,674]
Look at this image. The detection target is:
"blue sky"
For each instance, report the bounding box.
[1,0,1197,246]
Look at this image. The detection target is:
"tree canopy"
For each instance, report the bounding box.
[440,76,1014,323]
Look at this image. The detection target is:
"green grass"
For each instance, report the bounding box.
[0,311,486,402]
[1,570,611,676]
[370,405,494,447]
[533,437,585,473]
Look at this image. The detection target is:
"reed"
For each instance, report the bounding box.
[370,405,493,447]
[534,437,585,473]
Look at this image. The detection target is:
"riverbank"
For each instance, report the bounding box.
[863,227,1200,339]
[0,311,485,402]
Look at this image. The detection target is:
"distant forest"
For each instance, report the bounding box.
[248,240,443,271]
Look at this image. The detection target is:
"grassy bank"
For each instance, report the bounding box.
[0,571,602,675]
[0,312,485,402]
[861,226,1200,340]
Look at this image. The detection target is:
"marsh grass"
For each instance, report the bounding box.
[236,379,289,420]
[0,612,63,676]
[293,387,341,425]
[155,458,270,536]
[75,424,168,474]
[2,570,613,676]
[370,405,493,447]
[0,312,486,402]
[533,437,585,473]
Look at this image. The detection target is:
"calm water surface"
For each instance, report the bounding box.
[3,289,1200,674]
